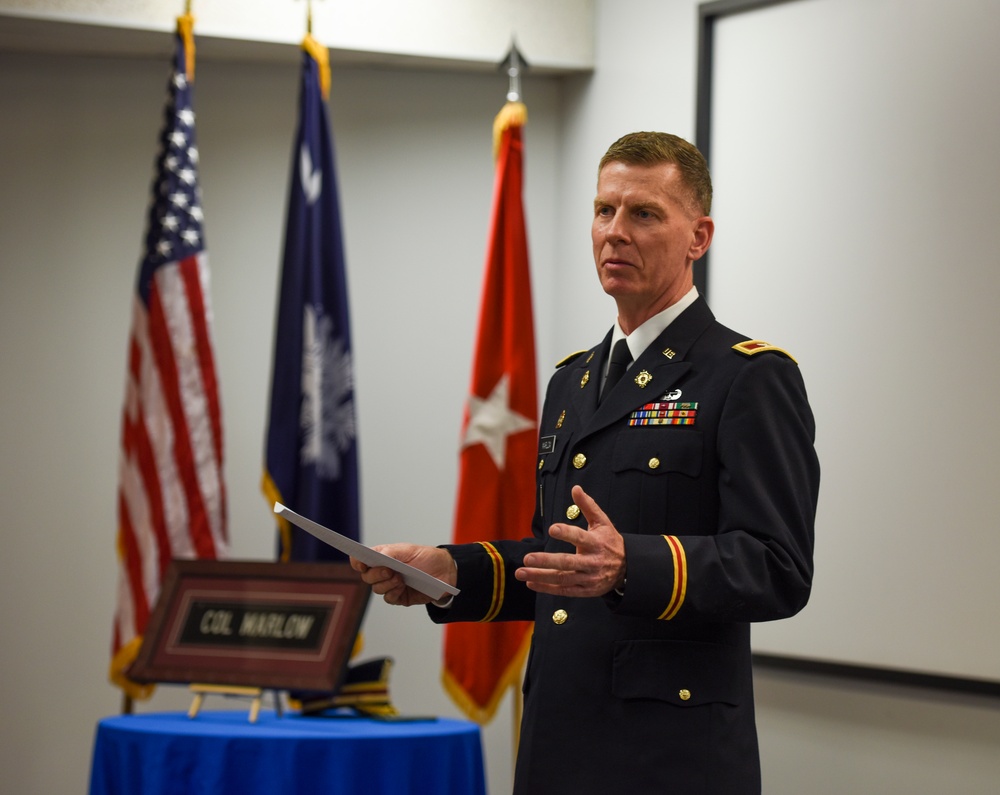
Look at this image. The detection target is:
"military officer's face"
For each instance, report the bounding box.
[592,161,713,332]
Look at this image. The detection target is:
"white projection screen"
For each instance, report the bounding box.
[700,0,1000,685]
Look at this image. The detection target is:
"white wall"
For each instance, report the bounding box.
[3,2,1000,794]
[0,0,594,71]
[754,667,1000,794]
[0,46,560,795]
[706,0,1000,685]
[550,0,706,352]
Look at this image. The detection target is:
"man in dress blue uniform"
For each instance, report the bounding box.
[352,132,819,794]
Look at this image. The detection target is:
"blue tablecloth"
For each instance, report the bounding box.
[89,710,486,795]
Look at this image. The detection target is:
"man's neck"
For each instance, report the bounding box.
[612,286,699,362]
[616,282,696,335]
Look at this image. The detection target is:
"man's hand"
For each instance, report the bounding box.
[349,544,457,607]
[515,485,626,597]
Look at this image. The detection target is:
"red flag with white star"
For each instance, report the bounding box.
[443,102,536,723]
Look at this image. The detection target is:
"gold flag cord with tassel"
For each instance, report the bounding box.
[302,34,331,100]
[493,101,527,159]
[177,10,195,81]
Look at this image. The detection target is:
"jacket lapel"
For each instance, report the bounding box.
[567,329,611,430]
[576,298,716,440]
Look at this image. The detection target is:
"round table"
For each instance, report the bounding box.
[88,710,486,795]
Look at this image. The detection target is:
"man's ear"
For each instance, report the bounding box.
[689,216,714,262]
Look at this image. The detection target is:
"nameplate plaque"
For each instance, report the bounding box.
[130,560,369,692]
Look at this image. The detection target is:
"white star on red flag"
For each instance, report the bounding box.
[462,373,534,470]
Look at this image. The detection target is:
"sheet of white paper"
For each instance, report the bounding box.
[273,503,460,601]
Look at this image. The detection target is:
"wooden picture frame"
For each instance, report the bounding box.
[129,560,369,692]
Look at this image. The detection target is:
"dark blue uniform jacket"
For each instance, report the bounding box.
[429,298,819,794]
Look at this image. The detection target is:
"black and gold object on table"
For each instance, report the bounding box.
[294,657,399,718]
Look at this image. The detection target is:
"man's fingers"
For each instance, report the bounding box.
[516,567,576,589]
[348,556,370,574]
[520,486,625,598]
[518,551,581,578]
[534,524,589,552]
[382,582,410,605]
[361,566,403,592]
[571,484,611,529]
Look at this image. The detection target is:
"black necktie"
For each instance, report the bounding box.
[601,338,632,403]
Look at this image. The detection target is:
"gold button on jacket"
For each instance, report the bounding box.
[552,609,568,625]
[566,504,581,520]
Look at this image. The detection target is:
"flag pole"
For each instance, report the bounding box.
[441,32,535,738]
[263,0,359,565]
[500,39,528,103]
[512,687,522,762]
[111,0,226,702]
[297,0,321,35]
[500,38,529,764]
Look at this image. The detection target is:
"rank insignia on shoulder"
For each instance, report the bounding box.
[555,350,588,368]
[732,340,797,364]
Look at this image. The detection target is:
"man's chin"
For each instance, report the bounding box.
[599,275,637,299]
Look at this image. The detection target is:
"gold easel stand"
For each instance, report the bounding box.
[188,684,282,723]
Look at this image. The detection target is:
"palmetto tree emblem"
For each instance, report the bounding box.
[299,304,355,480]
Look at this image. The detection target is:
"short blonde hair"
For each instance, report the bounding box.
[599,132,713,215]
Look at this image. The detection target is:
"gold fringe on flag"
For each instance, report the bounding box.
[176,12,196,81]
[108,528,157,702]
[302,33,331,101]
[109,635,156,701]
[441,627,532,724]
[493,101,528,159]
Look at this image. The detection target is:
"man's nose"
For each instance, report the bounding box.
[606,212,629,243]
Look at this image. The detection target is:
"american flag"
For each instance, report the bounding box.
[110,14,227,697]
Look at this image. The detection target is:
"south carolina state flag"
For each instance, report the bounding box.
[443,102,537,723]
[262,36,360,560]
